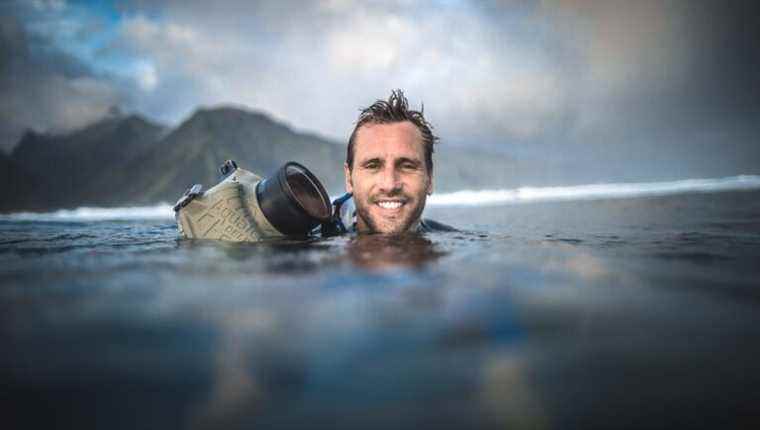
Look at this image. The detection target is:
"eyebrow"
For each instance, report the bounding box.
[360,157,382,167]
[396,157,422,168]
[359,157,423,168]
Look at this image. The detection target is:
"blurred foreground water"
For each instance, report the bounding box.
[2,190,760,429]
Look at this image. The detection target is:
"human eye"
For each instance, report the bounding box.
[400,160,421,171]
[363,159,381,170]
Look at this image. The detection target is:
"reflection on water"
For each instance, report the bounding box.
[191,308,306,429]
[345,233,447,270]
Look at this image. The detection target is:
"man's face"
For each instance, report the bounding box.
[345,121,433,234]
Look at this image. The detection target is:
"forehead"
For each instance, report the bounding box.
[353,121,425,160]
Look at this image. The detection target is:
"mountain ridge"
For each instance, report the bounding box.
[4,105,520,212]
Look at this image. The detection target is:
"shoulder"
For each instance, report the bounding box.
[419,218,458,232]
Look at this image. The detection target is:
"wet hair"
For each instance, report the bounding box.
[346,89,438,174]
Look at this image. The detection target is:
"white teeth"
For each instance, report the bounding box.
[377,201,403,209]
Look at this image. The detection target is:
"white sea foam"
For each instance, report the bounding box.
[0,203,174,222]
[3,175,759,221]
[428,174,760,207]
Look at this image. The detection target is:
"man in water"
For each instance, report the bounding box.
[339,90,453,234]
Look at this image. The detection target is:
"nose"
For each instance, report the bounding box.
[378,165,402,193]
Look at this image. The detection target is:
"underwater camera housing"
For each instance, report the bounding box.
[174,160,332,241]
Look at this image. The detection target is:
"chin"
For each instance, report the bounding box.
[364,215,417,235]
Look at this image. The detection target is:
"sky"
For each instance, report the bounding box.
[2,0,759,182]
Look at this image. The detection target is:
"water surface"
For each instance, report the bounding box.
[2,191,760,429]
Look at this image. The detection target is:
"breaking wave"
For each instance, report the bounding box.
[428,174,760,206]
[0,203,173,222]
[2,175,759,221]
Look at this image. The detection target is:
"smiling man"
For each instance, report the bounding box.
[341,90,454,235]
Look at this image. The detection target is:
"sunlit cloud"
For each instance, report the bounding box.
[134,60,158,91]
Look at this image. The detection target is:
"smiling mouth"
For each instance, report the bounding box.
[376,200,405,210]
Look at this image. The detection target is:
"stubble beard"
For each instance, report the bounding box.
[355,193,427,235]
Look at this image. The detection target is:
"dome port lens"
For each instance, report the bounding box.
[257,162,332,236]
[283,164,332,221]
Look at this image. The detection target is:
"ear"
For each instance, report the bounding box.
[344,162,353,193]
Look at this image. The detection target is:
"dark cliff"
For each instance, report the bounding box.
[4,106,520,211]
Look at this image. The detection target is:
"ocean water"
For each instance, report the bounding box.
[2,180,760,429]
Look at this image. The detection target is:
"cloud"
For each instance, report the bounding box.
[0,11,126,152]
[3,0,758,178]
[30,0,66,13]
[134,60,158,91]
[107,1,574,147]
